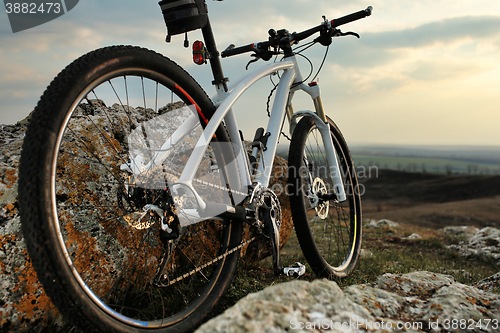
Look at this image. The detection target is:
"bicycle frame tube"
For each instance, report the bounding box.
[174,60,295,201]
[215,86,253,191]
[253,68,295,187]
[173,55,347,207]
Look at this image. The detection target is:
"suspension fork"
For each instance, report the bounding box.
[288,83,347,202]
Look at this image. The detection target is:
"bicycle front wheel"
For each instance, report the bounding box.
[288,116,362,278]
[19,46,242,333]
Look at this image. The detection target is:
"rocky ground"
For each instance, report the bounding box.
[197,220,500,333]
[196,271,500,333]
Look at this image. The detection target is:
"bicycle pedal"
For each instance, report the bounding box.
[283,262,306,278]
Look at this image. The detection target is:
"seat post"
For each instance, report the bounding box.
[201,19,228,90]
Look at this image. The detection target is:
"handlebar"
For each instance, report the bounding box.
[221,6,372,58]
[332,6,372,28]
[222,43,258,58]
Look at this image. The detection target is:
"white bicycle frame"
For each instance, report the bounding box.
[188,53,346,205]
[126,54,347,216]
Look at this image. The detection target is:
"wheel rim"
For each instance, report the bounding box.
[49,68,232,327]
[301,124,358,272]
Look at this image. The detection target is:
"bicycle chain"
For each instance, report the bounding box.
[131,149,262,287]
[158,188,282,287]
[157,236,257,287]
[136,158,248,198]
[133,161,258,287]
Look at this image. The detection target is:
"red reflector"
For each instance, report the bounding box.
[193,54,205,65]
[193,40,203,51]
[192,40,206,65]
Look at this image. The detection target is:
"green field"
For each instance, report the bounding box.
[276,144,500,175]
[352,154,500,175]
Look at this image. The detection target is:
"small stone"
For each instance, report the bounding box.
[359,248,373,258]
[406,233,422,240]
[472,272,500,292]
[447,227,500,264]
[365,219,399,229]
[439,225,480,239]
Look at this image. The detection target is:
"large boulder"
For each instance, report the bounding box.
[196,271,500,333]
[1,118,62,331]
[0,108,293,331]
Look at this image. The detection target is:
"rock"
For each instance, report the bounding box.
[439,226,480,240]
[195,278,376,333]
[404,233,422,240]
[371,271,455,298]
[1,119,63,332]
[1,106,293,331]
[196,271,500,333]
[365,219,399,229]
[472,272,500,292]
[447,227,500,264]
[359,248,373,258]
[4,110,500,332]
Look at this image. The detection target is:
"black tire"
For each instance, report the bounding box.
[288,116,362,278]
[19,46,242,333]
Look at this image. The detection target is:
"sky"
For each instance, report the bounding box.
[1,0,500,146]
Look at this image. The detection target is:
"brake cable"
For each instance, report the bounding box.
[311,44,329,83]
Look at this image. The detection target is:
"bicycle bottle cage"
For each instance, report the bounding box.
[159,0,208,39]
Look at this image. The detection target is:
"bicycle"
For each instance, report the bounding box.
[19,1,372,332]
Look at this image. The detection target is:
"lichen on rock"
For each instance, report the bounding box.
[196,271,500,333]
[447,227,500,264]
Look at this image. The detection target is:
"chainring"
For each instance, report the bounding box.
[253,188,282,237]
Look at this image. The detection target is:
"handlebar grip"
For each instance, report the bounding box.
[332,6,372,28]
[221,43,255,58]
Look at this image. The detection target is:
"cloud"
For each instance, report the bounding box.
[1,1,499,146]
[364,15,500,49]
[406,60,484,81]
[323,14,500,99]
[0,52,51,122]
[0,22,105,54]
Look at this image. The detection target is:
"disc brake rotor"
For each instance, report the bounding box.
[312,178,329,219]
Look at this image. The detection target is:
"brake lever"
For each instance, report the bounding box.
[333,30,360,39]
[246,54,260,70]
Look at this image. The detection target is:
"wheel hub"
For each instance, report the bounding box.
[312,178,329,219]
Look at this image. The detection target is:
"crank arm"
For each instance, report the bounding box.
[263,205,282,275]
[153,240,175,287]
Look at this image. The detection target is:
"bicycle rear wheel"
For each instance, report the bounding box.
[19,46,242,333]
[288,116,362,278]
